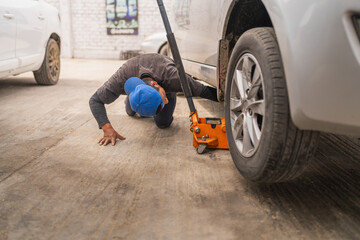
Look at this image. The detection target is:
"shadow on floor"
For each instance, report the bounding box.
[249,133,360,238]
[0,77,38,88]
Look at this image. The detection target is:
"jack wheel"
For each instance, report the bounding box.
[196,143,207,154]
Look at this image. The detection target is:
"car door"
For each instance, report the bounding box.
[15,0,46,67]
[172,0,225,86]
[0,0,18,74]
[174,0,222,65]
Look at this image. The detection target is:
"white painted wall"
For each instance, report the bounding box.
[44,0,172,59]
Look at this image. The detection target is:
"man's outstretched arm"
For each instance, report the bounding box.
[89,92,125,146]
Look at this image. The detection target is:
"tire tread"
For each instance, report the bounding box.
[225,27,318,183]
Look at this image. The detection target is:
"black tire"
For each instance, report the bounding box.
[159,43,168,56]
[224,27,318,183]
[33,38,60,85]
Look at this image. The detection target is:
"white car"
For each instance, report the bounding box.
[0,0,61,85]
[140,32,168,56]
[173,0,360,182]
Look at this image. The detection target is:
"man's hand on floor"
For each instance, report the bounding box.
[99,123,126,146]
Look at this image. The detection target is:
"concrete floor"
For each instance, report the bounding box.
[0,58,359,240]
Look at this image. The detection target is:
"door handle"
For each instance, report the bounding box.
[3,13,14,19]
[38,15,45,20]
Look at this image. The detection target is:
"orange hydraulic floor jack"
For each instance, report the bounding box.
[156,0,229,154]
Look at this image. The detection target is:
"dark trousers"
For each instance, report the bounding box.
[125,92,177,129]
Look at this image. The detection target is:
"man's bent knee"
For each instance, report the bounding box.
[154,116,173,129]
[155,121,172,129]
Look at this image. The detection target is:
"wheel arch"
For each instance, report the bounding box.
[49,33,61,51]
[33,33,61,72]
[217,0,274,100]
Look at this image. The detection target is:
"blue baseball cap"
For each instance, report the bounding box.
[124,77,163,117]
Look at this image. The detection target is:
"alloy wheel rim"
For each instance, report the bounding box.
[47,44,60,81]
[230,53,265,157]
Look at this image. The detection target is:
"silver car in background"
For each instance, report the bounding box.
[140,32,168,56]
[172,0,360,182]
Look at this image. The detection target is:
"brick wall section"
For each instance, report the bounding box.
[45,0,60,10]
[44,0,172,59]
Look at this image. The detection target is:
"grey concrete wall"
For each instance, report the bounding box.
[44,0,172,59]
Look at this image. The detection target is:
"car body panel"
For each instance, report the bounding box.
[173,0,220,66]
[172,0,231,86]
[16,0,46,64]
[263,0,360,136]
[173,0,360,136]
[0,1,18,72]
[182,59,217,86]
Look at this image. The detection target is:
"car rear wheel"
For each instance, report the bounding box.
[225,27,318,183]
[33,38,60,85]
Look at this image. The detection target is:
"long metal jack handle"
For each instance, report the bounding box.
[156,0,196,113]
